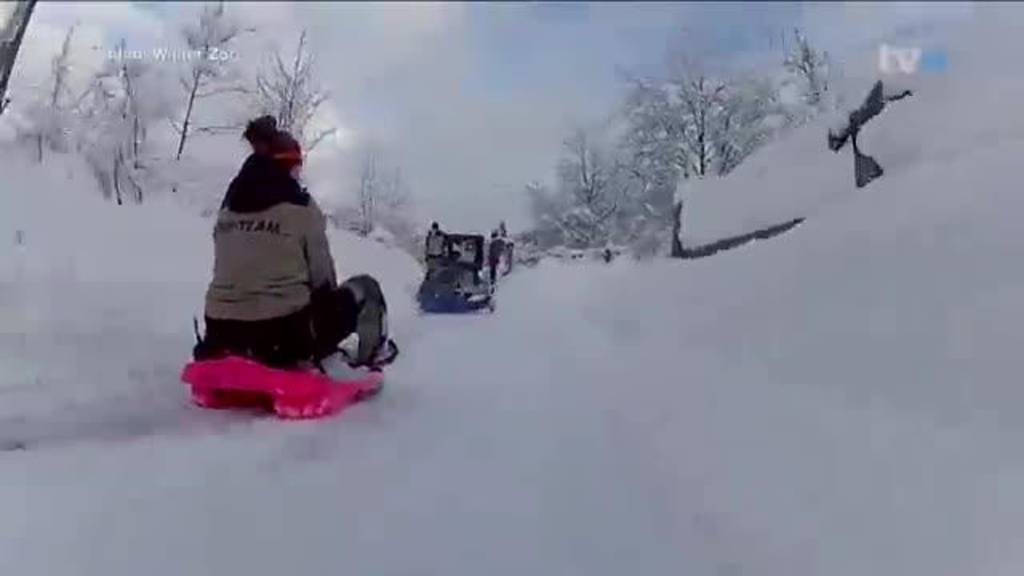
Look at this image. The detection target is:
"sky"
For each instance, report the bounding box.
[6,1,978,232]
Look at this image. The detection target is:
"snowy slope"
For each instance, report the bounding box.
[681,9,1024,246]
[3,11,1024,576]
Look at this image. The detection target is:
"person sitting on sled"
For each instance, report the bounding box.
[194,118,398,377]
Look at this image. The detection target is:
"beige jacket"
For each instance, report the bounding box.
[205,155,337,321]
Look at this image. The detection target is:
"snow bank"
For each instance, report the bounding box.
[0,147,212,285]
[0,145,421,290]
[560,112,1024,574]
[438,44,1024,571]
[681,8,1024,245]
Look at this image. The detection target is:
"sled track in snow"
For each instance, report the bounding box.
[0,388,249,453]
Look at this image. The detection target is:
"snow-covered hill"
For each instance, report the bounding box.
[681,9,1024,246]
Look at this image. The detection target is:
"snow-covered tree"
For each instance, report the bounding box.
[20,25,76,162]
[524,181,565,249]
[331,145,417,255]
[715,76,781,175]
[172,2,248,160]
[74,41,177,205]
[353,147,382,237]
[615,150,677,257]
[624,71,775,181]
[780,28,833,123]
[527,127,633,250]
[253,30,335,153]
[557,128,624,248]
[373,166,419,254]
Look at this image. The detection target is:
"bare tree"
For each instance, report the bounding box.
[254,29,336,152]
[70,39,176,205]
[783,28,830,110]
[112,39,153,201]
[355,147,380,237]
[22,25,75,162]
[715,76,779,175]
[779,28,834,127]
[527,126,631,250]
[333,145,416,252]
[112,38,160,170]
[375,164,418,252]
[0,0,36,116]
[173,2,248,160]
[379,165,410,214]
[556,127,622,247]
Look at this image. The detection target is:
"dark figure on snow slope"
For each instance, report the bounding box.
[194,117,398,375]
[425,221,446,270]
[488,231,505,286]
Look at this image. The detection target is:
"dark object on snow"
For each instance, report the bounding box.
[678,218,805,260]
[828,80,912,188]
[853,140,884,188]
[886,89,914,103]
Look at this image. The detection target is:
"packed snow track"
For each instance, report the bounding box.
[0,263,693,575]
[4,252,1024,576]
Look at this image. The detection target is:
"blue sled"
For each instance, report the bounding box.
[417,289,494,314]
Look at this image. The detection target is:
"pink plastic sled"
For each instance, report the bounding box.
[181,356,383,420]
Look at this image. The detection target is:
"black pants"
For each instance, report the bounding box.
[194,275,386,368]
